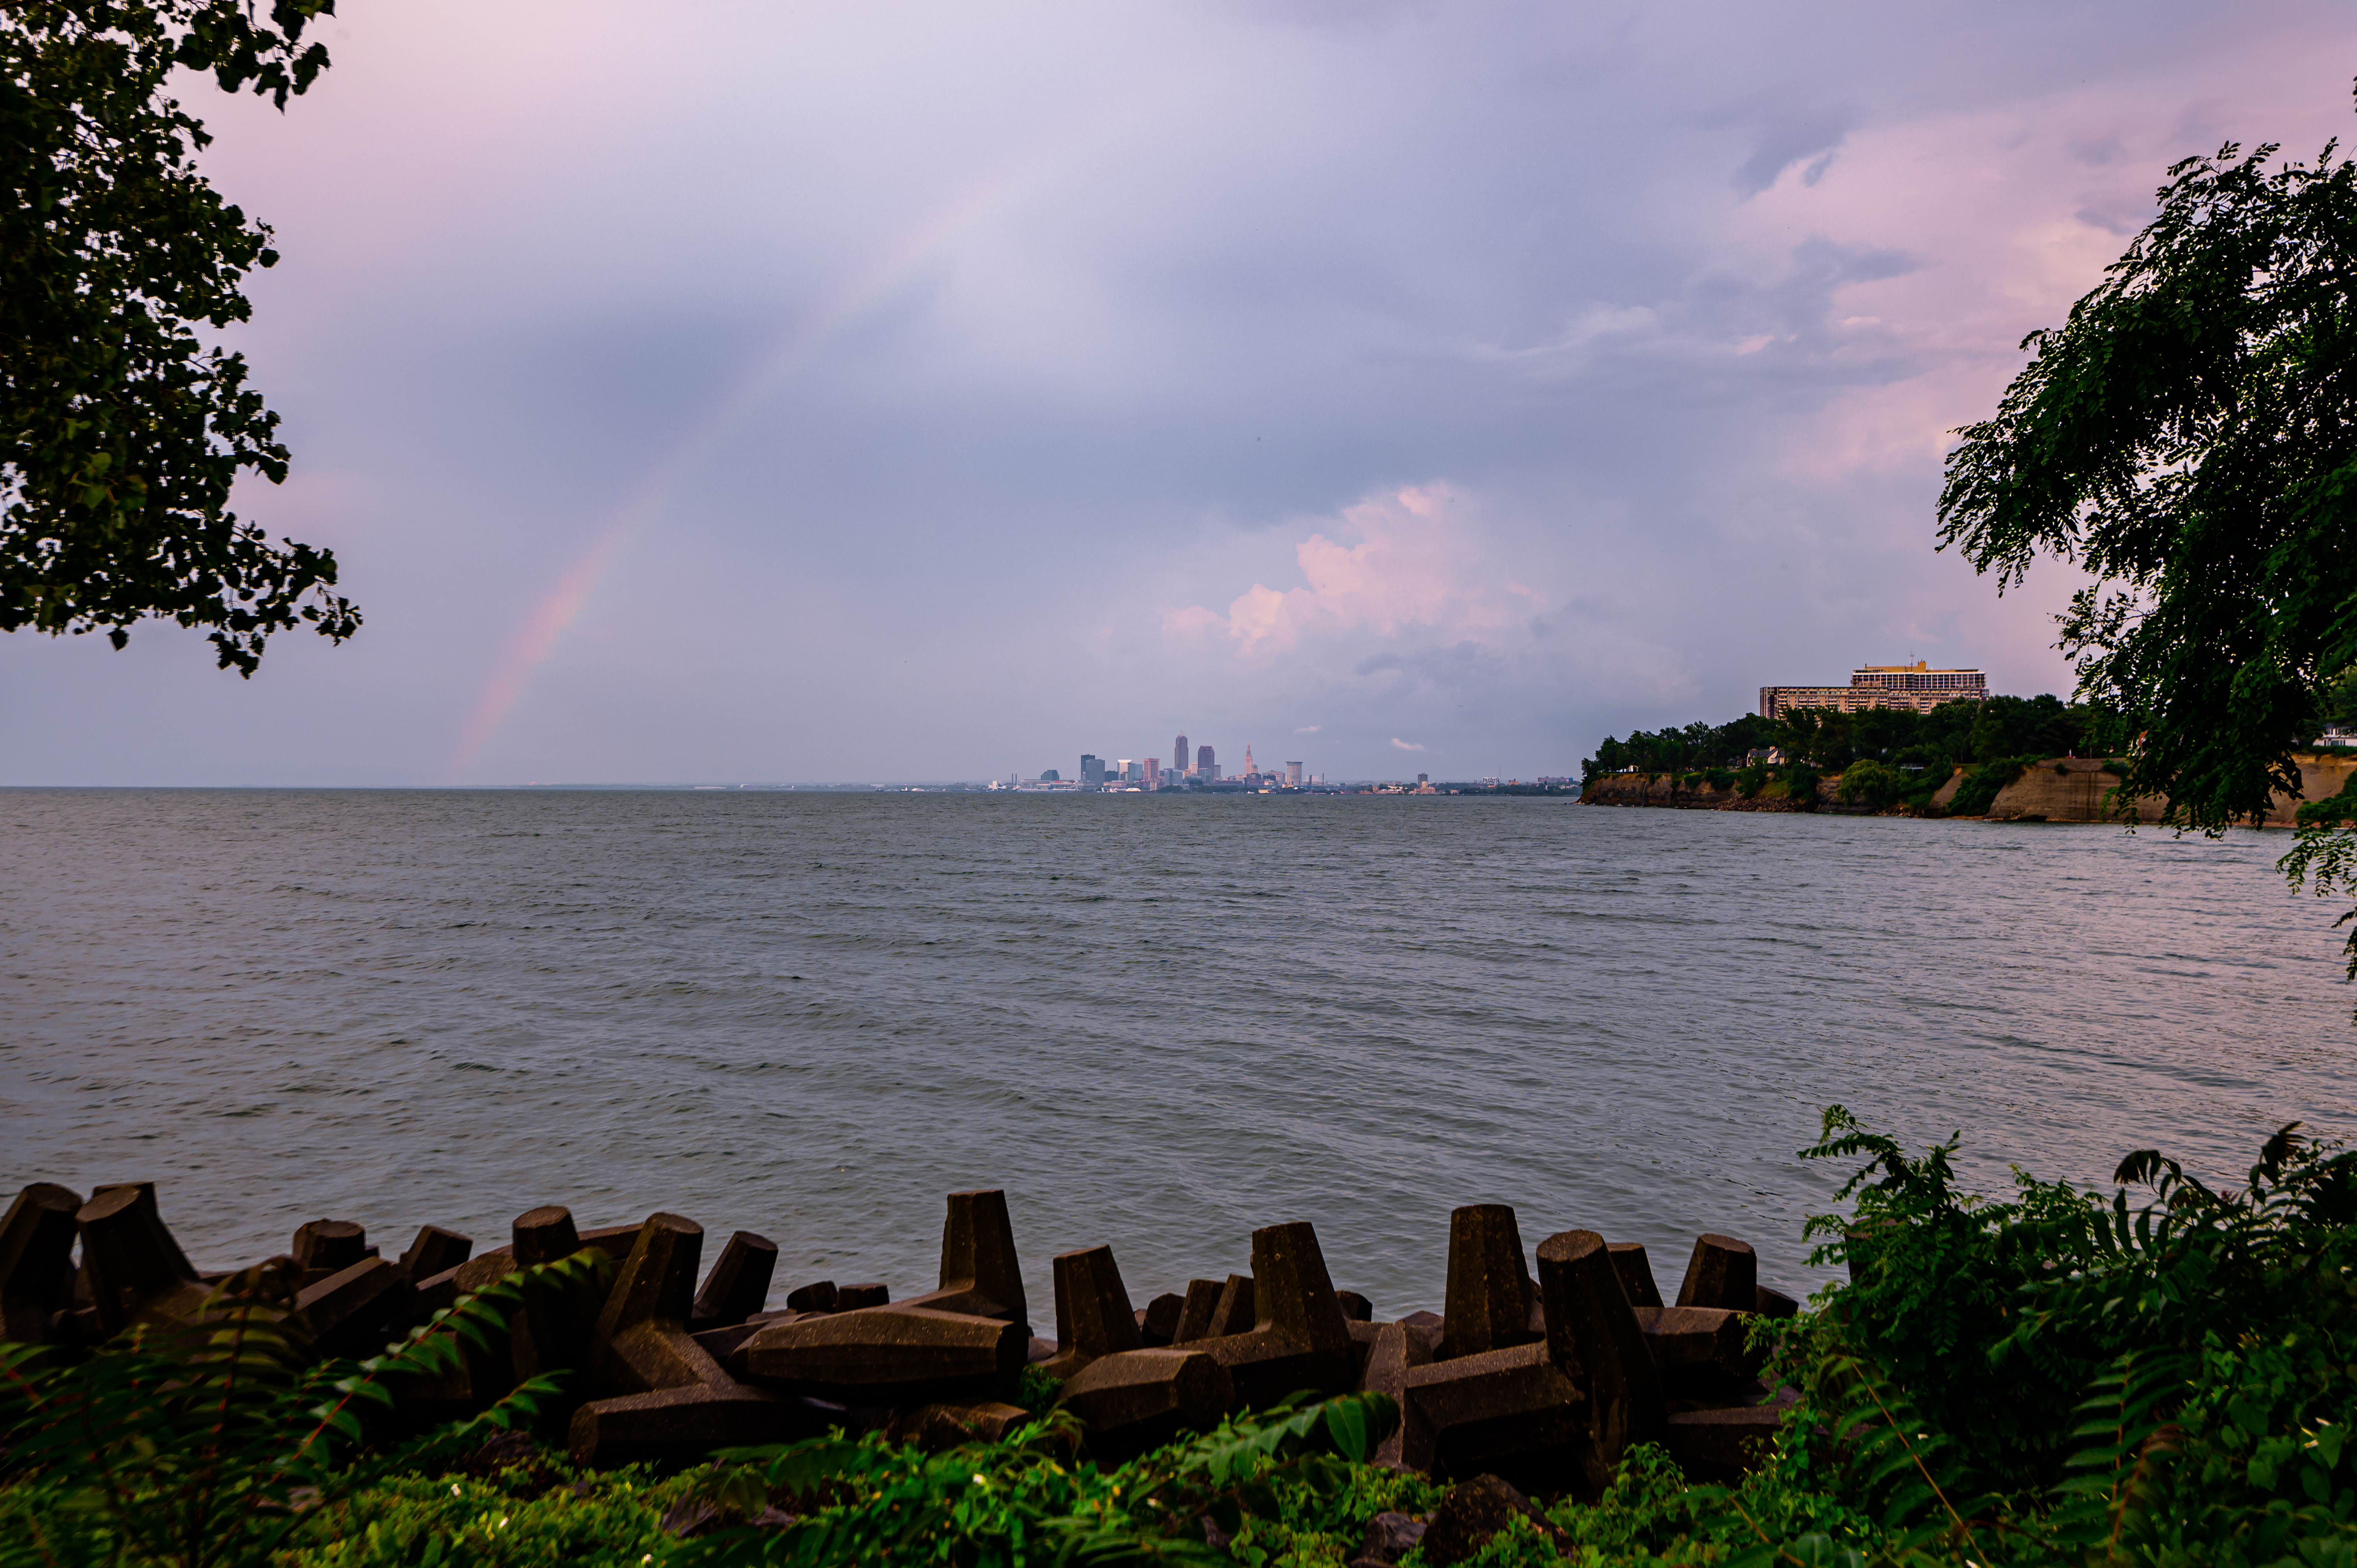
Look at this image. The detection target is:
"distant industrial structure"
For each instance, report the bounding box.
[1759,661,1987,720]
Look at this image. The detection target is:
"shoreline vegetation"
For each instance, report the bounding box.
[6,1112,2353,1566]
[1582,693,2357,824]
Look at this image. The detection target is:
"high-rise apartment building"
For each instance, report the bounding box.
[1758,661,1988,720]
[1196,743,1216,780]
[1173,733,1189,776]
[1285,761,1303,788]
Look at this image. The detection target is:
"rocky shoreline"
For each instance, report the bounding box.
[1580,751,2357,824]
[3,1181,1801,1493]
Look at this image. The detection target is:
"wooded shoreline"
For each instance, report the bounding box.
[1578,751,2357,824]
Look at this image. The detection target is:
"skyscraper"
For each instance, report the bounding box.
[1173,733,1189,776]
[1243,744,1256,779]
[1285,760,1303,788]
[1144,757,1161,788]
[1196,743,1216,780]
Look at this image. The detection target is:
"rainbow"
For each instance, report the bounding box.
[444,101,1153,780]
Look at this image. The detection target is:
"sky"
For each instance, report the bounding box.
[5,1,2354,785]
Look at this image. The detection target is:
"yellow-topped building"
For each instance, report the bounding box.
[1759,661,1986,720]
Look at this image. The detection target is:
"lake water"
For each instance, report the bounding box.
[4,788,2352,1323]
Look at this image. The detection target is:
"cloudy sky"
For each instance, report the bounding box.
[5,0,2353,784]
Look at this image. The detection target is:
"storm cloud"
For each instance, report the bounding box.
[3,1,2349,782]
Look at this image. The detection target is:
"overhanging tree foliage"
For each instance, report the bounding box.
[1,0,357,676]
[1935,109,2357,986]
[1936,127,2357,826]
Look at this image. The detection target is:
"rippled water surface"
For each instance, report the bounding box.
[5,788,2353,1319]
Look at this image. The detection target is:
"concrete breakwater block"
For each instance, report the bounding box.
[0,1179,1806,1488]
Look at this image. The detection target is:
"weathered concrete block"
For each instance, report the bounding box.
[78,1184,208,1335]
[1632,1305,1760,1400]
[1536,1229,1665,1467]
[1400,1342,1589,1490]
[568,1384,830,1468]
[836,1283,890,1310]
[1056,1347,1232,1460]
[515,1206,583,1266]
[1188,1223,1355,1413]
[689,1231,777,1331]
[1140,1292,1184,1346]
[502,1206,608,1386]
[1608,1243,1664,1309]
[441,1205,573,1298]
[592,1212,738,1397]
[298,1257,417,1360]
[1170,1278,1224,1344]
[1440,1205,1541,1361]
[1039,1244,1141,1379]
[1418,1473,1560,1566]
[738,1305,1025,1405]
[1675,1234,1758,1313]
[1,1183,83,1346]
[884,1400,1032,1451]
[382,1317,512,1421]
[1336,1290,1375,1323]
[1399,1308,1445,1361]
[1357,1320,1432,1467]
[396,1226,472,1282]
[293,1219,372,1280]
[897,1190,1026,1325]
[1206,1274,1255,1338]
[786,1280,837,1313]
[691,1309,797,1366]
[1663,1388,1798,1481]
[1754,1284,1800,1319]
[1359,1510,1428,1565]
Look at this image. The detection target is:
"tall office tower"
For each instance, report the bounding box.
[1081,754,1104,785]
[1196,743,1216,780]
[1243,744,1256,778]
[1285,760,1303,788]
[1144,757,1161,788]
[1173,733,1189,775]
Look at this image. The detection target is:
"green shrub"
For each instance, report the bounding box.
[1837,759,1905,809]
[1703,767,1737,790]
[1945,755,2036,816]
[2053,761,2071,775]
[0,1251,599,1568]
[671,1390,1407,1566]
[1735,764,1768,799]
[1778,1108,2357,1564]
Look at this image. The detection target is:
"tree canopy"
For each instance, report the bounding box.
[1579,693,2131,787]
[1936,126,2357,831]
[1,0,356,675]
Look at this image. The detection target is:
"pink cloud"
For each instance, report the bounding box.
[1170,483,1527,654]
